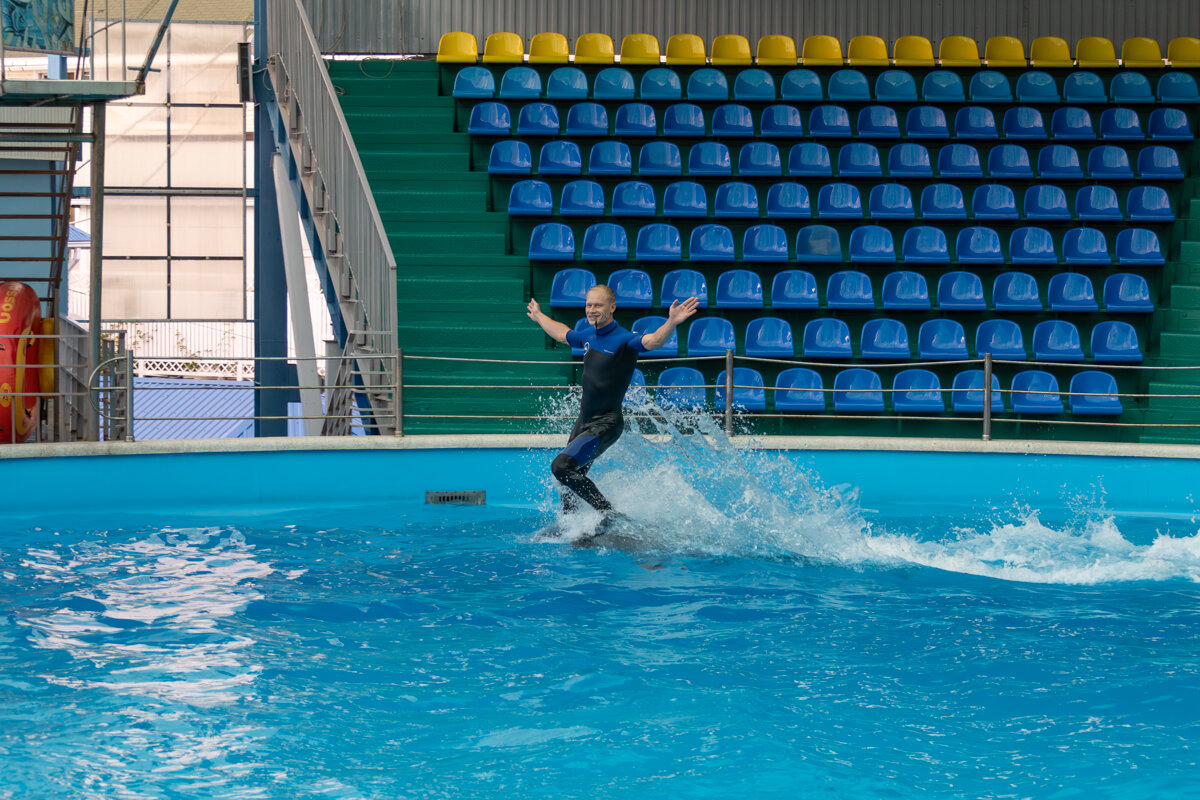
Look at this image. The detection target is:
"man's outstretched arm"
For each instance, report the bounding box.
[641,297,699,351]
[527,298,571,344]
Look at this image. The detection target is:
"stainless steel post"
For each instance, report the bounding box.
[982,352,993,441]
[395,348,404,436]
[724,349,734,436]
[88,102,106,441]
[124,349,134,442]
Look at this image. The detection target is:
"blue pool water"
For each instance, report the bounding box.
[3,426,1200,798]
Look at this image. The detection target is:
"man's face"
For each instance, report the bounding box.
[584,289,616,328]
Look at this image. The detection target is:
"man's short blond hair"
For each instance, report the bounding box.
[586,284,616,304]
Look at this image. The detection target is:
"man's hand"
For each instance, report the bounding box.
[527,298,543,321]
[528,297,570,343]
[667,296,700,326]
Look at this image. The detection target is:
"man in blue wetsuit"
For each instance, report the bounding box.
[527,285,699,517]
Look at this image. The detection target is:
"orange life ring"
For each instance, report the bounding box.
[0,281,43,443]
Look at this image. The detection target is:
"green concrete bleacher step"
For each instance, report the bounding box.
[344,108,453,131]
[390,231,504,255]
[397,323,545,350]
[373,188,485,214]
[1159,332,1200,360]
[1147,382,1200,407]
[1170,284,1200,309]
[397,275,524,303]
[360,150,467,172]
[390,254,528,271]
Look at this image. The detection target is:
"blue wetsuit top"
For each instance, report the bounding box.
[565,320,647,420]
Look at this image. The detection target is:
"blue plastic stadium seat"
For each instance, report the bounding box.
[780,69,823,101]
[641,67,683,100]
[739,142,783,176]
[743,224,790,262]
[970,70,1013,102]
[588,141,632,175]
[892,369,944,413]
[611,180,656,217]
[972,184,1018,220]
[608,268,653,308]
[771,270,819,309]
[500,66,542,99]
[1127,186,1174,221]
[988,144,1033,178]
[662,181,707,217]
[615,102,657,137]
[453,66,495,98]
[1087,145,1133,179]
[816,182,863,218]
[531,223,576,261]
[937,270,986,310]
[882,270,931,310]
[956,226,1004,264]
[809,105,852,138]
[1103,273,1154,313]
[837,142,882,177]
[876,70,918,102]
[549,267,594,306]
[715,368,767,411]
[870,184,915,219]
[688,224,735,262]
[565,102,608,136]
[657,366,706,409]
[1063,228,1110,265]
[975,318,1026,360]
[1063,72,1106,104]
[795,224,843,262]
[508,179,554,215]
[1099,108,1144,140]
[661,269,708,307]
[761,104,806,138]
[906,106,950,139]
[1037,144,1083,178]
[581,222,628,261]
[1032,320,1084,361]
[858,106,901,138]
[744,318,794,358]
[938,144,983,178]
[888,143,934,177]
[1003,107,1047,140]
[626,369,648,407]
[860,318,910,360]
[951,371,1004,413]
[826,270,874,309]
[638,141,682,175]
[1138,145,1185,179]
[923,70,966,102]
[833,369,885,413]
[635,223,682,262]
[804,318,854,359]
[1069,371,1122,415]
[569,317,591,356]
[687,68,730,101]
[733,69,777,101]
[1023,185,1070,221]
[1158,73,1200,104]
[687,317,737,356]
[537,140,582,174]
[920,183,966,219]
[902,226,950,263]
[1115,228,1165,265]
[632,316,678,358]
[688,141,732,176]
[468,101,511,135]
[594,67,635,100]
[713,182,759,218]
[828,69,871,101]
[788,142,833,176]
[993,271,1042,312]
[517,102,560,136]
[716,269,764,309]
[663,103,706,137]
[1111,72,1154,104]
[1009,226,1057,264]
[546,67,588,100]
[1091,320,1142,362]
[1050,107,1095,140]
[849,225,896,262]
[1075,185,1122,222]
[1148,108,1194,141]
[1011,370,1064,414]
[1048,272,1098,312]
[766,183,811,218]
[775,368,825,411]
[1016,71,1059,103]
[954,106,998,139]
[712,104,755,137]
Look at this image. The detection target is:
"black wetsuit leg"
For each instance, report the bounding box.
[551,411,623,512]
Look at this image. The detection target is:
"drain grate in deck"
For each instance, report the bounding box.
[425,490,486,505]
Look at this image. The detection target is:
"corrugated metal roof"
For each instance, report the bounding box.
[79,0,252,24]
[132,377,254,440]
[68,224,89,243]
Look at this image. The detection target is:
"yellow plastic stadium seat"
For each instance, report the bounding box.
[847,35,889,65]
[528,32,569,63]
[984,35,1026,66]
[1075,36,1119,68]
[482,32,524,63]
[666,33,707,64]
[756,35,797,65]
[1029,36,1073,67]
[939,35,980,66]
[436,31,478,63]
[1122,37,1164,67]
[893,35,935,66]
[712,34,752,65]
[620,33,661,64]
[1168,36,1200,67]
[802,35,843,65]
[574,33,615,64]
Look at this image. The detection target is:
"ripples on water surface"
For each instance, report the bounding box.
[3,421,1200,798]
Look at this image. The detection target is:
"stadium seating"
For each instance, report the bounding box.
[951,371,1005,413]
[561,180,606,218]
[1010,371,1064,414]
[892,369,944,413]
[770,270,820,309]
[775,369,825,411]
[657,367,706,409]
[715,368,767,411]
[1069,371,1122,415]
[833,369,885,412]
[803,318,853,358]
[687,317,737,356]
[716,269,764,308]
[861,318,911,360]
[744,317,794,358]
